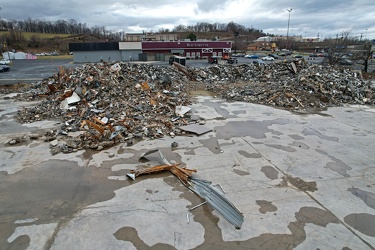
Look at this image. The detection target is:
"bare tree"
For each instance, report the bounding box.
[325,29,353,65]
[351,43,374,72]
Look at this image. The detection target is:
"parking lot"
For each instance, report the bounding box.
[0,59,76,85]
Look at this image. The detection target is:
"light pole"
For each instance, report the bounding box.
[286,8,292,50]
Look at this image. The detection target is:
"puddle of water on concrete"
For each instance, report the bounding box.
[198,135,235,154]
[184,149,196,155]
[289,134,305,140]
[265,144,296,153]
[232,169,250,176]
[295,207,339,226]
[347,188,375,209]
[114,226,175,249]
[238,150,262,158]
[261,166,279,180]
[302,128,339,142]
[233,110,246,115]
[214,118,289,140]
[192,206,339,249]
[344,213,375,237]
[0,159,125,250]
[315,149,352,178]
[289,141,310,150]
[256,200,277,214]
[201,99,237,119]
[6,234,30,250]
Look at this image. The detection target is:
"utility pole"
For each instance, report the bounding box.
[286,8,292,50]
[234,31,239,53]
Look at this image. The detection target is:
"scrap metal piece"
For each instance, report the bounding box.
[127,149,243,229]
[81,120,105,136]
[179,124,212,135]
[140,149,171,165]
[126,164,173,180]
[189,177,244,229]
[188,201,208,211]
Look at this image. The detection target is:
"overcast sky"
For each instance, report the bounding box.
[1,0,374,40]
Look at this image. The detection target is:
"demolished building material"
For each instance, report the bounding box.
[12,62,194,154]
[4,60,374,153]
[127,149,244,229]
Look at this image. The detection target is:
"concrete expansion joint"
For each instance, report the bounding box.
[44,217,72,250]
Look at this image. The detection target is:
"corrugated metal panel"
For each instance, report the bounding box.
[69,42,119,51]
[189,178,244,229]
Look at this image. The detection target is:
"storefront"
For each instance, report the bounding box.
[69,40,233,62]
[142,41,232,59]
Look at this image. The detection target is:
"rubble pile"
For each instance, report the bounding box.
[7,60,375,153]
[14,62,194,154]
[191,62,375,110]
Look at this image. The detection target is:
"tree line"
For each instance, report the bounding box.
[0,18,267,39]
[1,18,95,35]
[160,21,268,37]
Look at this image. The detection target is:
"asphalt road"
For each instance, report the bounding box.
[0,59,76,85]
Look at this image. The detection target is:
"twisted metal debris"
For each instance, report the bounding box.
[128,149,244,229]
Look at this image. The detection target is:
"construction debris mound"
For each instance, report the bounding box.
[190,61,374,110]
[13,62,193,154]
[7,60,375,153]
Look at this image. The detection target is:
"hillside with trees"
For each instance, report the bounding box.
[0,18,269,54]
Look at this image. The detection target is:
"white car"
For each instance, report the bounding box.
[262,56,275,61]
[0,59,11,65]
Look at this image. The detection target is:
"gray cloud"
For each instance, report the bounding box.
[1,0,374,39]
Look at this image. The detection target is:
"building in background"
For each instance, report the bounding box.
[125,32,180,42]
[69,41,232,63]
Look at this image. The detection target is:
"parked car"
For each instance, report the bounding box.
[278,53,286,56]
[208,56,219,64]
[262,56,275,61]
[227,57,238,64]
[293,54,303,58]
[221,55,230,60]
[309,54,318,58]
[268,54,279,59]
[252,59,265,65]
[0,59,11,65]
[338,59,353,65]
[245,54,259,59]
[0,65,10,72]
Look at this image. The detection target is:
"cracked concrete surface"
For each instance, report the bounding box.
[1,94,375,249]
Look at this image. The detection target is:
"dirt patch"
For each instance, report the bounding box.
[278,175,318,192]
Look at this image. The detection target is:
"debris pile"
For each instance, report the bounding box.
[14,62,194,154]
[6,60,375,153]
[190,62,375,110]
